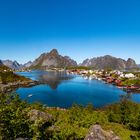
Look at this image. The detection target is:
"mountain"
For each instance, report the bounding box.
[31,49,77,69]
[2,60,22,70]
[0,60,3,65]
[23,61,32,68]
[81,55,138,70]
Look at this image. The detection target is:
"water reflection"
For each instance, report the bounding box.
[16,71,128,108]
[37,71,74,89]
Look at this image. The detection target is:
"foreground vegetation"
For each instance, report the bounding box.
[0,65,30,84]
[0,93,140,140]
[0,72,30,84]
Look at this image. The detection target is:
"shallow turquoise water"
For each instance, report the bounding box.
[16,71,127,108]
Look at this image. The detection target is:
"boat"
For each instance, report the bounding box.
[89,76,93,80]
[84,76,88,80]
[28,94,33,97]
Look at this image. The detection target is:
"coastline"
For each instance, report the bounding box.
[0,80,39,93]
[67,69,140,94]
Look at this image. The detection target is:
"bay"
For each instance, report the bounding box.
[16,70,129,108]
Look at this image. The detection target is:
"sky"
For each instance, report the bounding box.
[0,0,140,64]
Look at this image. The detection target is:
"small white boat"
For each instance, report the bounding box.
[89,76,95,80]
[89,77,93,80]
[28,94,33,97]
[84,76,88,80]
[98,78,102,81]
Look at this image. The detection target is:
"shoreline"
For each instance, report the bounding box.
[0,80,39,93]
[67,70,140,94]
[2,70,140,94]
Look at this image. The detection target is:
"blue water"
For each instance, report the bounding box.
[16,70,127,108]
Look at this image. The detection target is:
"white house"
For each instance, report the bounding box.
[124,73,135,78]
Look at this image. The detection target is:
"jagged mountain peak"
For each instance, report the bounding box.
[49,49,59,55]
[31,49,77,69]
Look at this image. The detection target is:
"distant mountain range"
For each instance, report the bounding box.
[2,60,22,70]
[0,49,139,70]
[22,61,33,69]
[81,55,138,70]
[0,60,32,70]
[31,49,77,69]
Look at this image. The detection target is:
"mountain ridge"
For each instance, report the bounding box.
[81,55,138,70]
[0,50,139,70]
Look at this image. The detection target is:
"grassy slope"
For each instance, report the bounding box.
[46,106,138,140]
[0,65,30,84]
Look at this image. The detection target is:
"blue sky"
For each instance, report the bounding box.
[0,0,140,64]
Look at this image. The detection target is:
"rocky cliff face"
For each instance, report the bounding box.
[31,49,77,69]
[126,58,138,69]
[2,60,22,70]
[81,55,138,70]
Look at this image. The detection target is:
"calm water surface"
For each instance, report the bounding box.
[16,70,139,108]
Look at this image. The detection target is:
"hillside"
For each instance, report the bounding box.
[0,65,37,93]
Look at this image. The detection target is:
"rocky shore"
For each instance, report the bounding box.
[0,80,39,93]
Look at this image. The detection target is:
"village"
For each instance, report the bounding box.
[1,64,140,93]
[67,69,140,93]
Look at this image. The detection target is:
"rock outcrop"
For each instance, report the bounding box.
[85,125,120,140]
[81,55,138,70]
[31,49,77,69]
[16,138,29,140]
[126,58,138,70]
[28,109,53,122]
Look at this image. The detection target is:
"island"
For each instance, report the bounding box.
[0,65,38,92]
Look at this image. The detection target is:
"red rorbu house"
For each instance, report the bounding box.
[106,77,114,83]
[114,79,122,86]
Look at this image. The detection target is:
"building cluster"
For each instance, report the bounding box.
[67,69,140,92]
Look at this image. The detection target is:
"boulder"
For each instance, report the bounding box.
[85,125,120,140]
[28,109,53,122]
[16,138,29,140]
